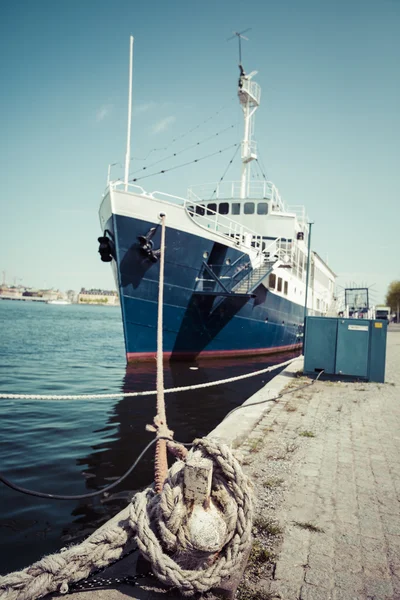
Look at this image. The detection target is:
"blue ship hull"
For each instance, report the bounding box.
[107,213,303,362]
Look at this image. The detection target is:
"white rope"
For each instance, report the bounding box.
[0,356,301,400]
[0,439,253,599]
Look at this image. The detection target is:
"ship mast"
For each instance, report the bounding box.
[229,31,261,198]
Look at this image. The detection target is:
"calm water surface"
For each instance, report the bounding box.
[0,300,299,574]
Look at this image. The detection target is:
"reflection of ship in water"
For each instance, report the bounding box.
[62,352,300,543]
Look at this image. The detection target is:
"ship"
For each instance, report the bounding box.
[98,37,336,363]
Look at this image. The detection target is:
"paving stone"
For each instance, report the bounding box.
[300,582,333,600]
[309,534,335,559]
[304,554,334,589]
[332,587,364,600]
[335,523,361,549]
[334,571,364,593]
[381,512,400,537]
[363,576,394,599]
[334,545,362,575]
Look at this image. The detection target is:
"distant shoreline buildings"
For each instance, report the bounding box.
[78,288,119,305]
[0,284,120,306]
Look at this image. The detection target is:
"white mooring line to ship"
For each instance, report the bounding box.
[0,356,298,401]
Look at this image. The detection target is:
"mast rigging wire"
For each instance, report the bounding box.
[131,143,239,183]
[130,125,236,177]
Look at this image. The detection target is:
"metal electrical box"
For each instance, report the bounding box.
[304,316,387,382]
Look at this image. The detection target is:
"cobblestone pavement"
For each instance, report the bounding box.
[243,324,400,600]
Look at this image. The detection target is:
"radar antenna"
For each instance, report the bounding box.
[227,28,252,70]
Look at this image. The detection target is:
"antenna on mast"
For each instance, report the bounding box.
[227,28,252,70]
[227,28,260,199]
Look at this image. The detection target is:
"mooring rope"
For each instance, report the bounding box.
[0,356,301,401]
[0,438,252,599]
[151,213,172,492]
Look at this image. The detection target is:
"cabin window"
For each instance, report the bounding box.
[277,278,283,292]
[257,202,268,215]
[284,281,288,295]
[207,203,217,215]
[244,202,255,214]
[188,205,194,216]
[219,202,229,215]
[269,273,276,289]
[231,203,240,215]
[195,204,205,216]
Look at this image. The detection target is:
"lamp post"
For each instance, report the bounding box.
[304,222,314,321]
[302,222,314,352]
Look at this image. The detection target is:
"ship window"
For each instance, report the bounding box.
[219,202,229,215]
[257,202,268,215]
[195,204,205,216]
[207,203,217,215]
[188,205,195,216]
[284,281,288,295]
[269,273,276,289]
[232,203,240,215]
[277,278,283,292]
[244,202,255,214]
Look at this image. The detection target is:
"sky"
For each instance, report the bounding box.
[0,0,399,305]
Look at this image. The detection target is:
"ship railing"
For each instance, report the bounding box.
[287,204,308,226]
[187,180,285,211]
[195,236,283,295]
[186,203,268,257]
[110,180,286,212]
[109,180,271,257]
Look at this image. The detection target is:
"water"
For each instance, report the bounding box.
[0,300,299,575]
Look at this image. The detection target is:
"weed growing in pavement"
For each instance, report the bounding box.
[249,539,276,563]
[237,583,277,600]
[249,438,263,453]
[253,516,283,536]
[285,403,297,412]
[299,431,315,438]
[293,521,325,533]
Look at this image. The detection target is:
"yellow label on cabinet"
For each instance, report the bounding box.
[375,322,383,328]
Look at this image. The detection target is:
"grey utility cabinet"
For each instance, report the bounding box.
[303,316,387,382]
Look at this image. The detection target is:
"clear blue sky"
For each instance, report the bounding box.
[1,0,398,304]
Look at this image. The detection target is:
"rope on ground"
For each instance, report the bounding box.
[0,438,252,599]
[0,355,301,400]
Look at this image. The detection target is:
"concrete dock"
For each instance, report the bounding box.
[48,324,400,600]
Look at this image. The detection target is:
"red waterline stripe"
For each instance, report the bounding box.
[127,343,302,363]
